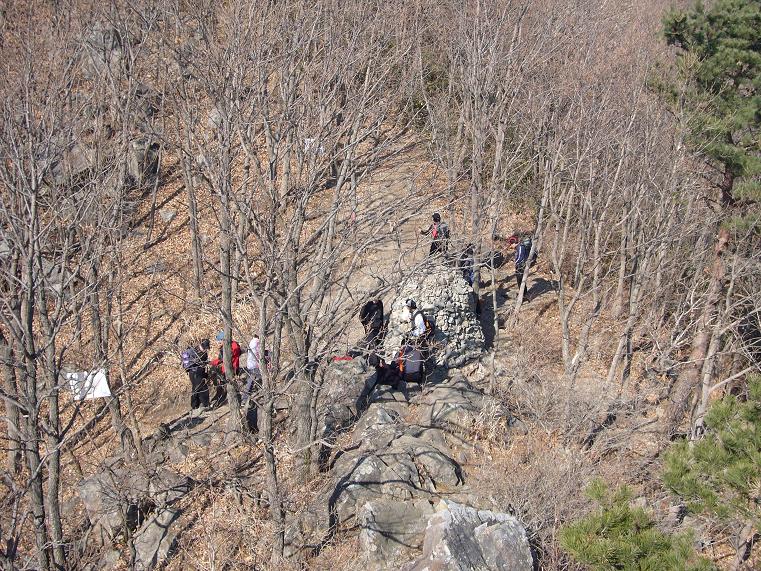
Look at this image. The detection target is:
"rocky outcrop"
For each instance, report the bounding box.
[316,358,376,447]
[358,499,435,565]
[285,366,526,571]
[78,458,192,545]
[383,266,484,368]
[127,137,161,188]
[284,373,467,558]
[418,375,508,438]
[82,23,126,78]
[400,500,533,571]
[133,508,181,571]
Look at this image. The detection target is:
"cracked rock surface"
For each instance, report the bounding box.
[286,372,530,570]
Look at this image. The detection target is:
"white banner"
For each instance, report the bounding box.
[66,369,112,400]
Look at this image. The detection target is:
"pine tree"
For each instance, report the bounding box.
[663,376,761,570]
[560,479,715,571]
[663,0,761,206]
[661,0,761,436]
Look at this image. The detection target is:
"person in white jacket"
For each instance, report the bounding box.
[405,299,426,338]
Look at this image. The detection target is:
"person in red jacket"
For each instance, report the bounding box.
[212,331,242,373]
[209,331,242,407]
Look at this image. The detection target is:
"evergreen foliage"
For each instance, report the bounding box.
[663,376,761,536]
[663,0,761,203]
[560,479,715,571]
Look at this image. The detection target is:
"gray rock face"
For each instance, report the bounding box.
[159,208,176,223]
[133,83,160,131]
[78,462,150,540]
[77,460,191,543]
[417,375,507,437]
[359,499,435,566]
[46,142,95,188]
[127,137,160,187]
[401,500,533,571]
[285,385,465,559]
[133,508,180,570]
[317,358,376,447]
[383,266,484,368]
[83,23,125,78]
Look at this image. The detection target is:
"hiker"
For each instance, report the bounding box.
[182,338,210,412]
[359,297,384,350]
[208,331,242,407]
[514,235,537,292]
[403,298,435,368]
[215,330,242,373]
[393,337,425,384]
[404,299,433,344]
[421,212,449,256]
[244,334,261,399]
[368,352,401,390]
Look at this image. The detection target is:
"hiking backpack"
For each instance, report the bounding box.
[431,222,450,240]
[181,346,199,371]
[516,238,537,267]
[397,348,407,374]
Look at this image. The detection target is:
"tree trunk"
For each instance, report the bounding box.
[36,287,65,569]
[23,410,51,571]
[512,182,549,315]
[0,330,21,474]
[293,355,315,482]
[611,222,628,320]
[606,252,645,390]
[88,270,132,458]
[692,264,735,439]
[258,297,284,560]
[181,151,204,298]
[219,196,244,435]
[665,227,730,437]
[730,520,755,571]
[19,290,51,571]
[116,291,145,463]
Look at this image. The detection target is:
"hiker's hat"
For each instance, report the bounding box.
[200,338,210,350]
[215,331,225,342]
[405,299,417,309]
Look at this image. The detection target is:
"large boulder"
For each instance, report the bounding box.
[285,390,463,558]
[358,499,435,567]
[82,23,126,78]
[78,462,151,542]
[383,266,484,368]
[416,375,507,438]
[77,459,191,544]
[329,423,462,527]
[132,83,160,132]
[45,142,95,188]
[133,508,181,570]
[401,500,533,571]
[127,137,160,188]
[316,358,376,447]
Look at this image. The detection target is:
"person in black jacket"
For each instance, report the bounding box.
[187,338,210,411]
[420,213,450,256]
[359,298,384,349]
